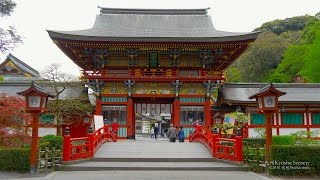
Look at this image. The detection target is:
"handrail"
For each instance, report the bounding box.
[63,124,117,161]
[189,126,243,162]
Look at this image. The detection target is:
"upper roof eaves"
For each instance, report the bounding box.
[47,7,259,42]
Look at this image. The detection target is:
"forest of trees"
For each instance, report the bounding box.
[226,13,320,83]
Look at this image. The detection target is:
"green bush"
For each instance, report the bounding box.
[270,145,320,176]
[272,135,295,145]
[39,135,63,150]
[243,138,266,146]
[0,148,30,172]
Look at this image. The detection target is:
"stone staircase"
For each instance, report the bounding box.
[59,137,248,171]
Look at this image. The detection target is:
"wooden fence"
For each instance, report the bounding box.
[38,147,62,173]
[243,143,266,172]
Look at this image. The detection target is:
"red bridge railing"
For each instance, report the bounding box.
[189,126,243,162]
[63,125,117,161]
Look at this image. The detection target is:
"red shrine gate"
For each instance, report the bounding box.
[49,7,257,163]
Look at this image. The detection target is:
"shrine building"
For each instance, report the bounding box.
[48,8,259,139]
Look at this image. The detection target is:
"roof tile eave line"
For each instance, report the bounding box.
[48,34,258,43]
[99,7,210,15]
[7,54,40,76]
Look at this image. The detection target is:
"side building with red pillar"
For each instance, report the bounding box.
[48,8,258,139]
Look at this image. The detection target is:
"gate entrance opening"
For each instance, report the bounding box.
[134,98,173,138]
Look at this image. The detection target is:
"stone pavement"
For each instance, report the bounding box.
[94,137,211,159]
[1,171,271,180]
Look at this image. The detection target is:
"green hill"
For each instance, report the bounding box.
[226,13,320,83]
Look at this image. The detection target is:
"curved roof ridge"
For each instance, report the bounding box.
[99,7,210,15]
[6,54,40,77]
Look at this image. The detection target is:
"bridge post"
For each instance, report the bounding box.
[235,136,243,161]
[63,127,71,161]
[212,134,218,157]
[88,126,94,157]
[104,124,109,141]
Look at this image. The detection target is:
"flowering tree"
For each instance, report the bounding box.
[0,93,32,147]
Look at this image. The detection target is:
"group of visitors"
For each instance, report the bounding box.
[167,124,185,142]
[150,124,185,142]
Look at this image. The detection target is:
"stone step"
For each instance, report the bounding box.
[91,157,216,162]
[59,161,249,171]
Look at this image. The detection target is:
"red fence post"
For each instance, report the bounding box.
[104,124,109,141]
[88,126,95,157]
[212,134,218,157]
[63,128,71,161]
[235,136,243,161]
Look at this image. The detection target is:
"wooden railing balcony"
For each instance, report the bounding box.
[81,69,223,82]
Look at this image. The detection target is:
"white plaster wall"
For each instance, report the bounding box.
[272,128,277,136]
[38,128,57,137]
[310,128,320,137]
[279,128,306,135]
[248,128,277,138]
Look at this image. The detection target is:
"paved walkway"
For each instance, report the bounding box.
[95,137,211,159]
[1,171,271,180]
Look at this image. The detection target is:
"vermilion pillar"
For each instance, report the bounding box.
[30,112,40,174]
[204,98,211,129]
[127,98,134,139]
[95,97,102,115]
[265,112,273,162]
[173,98,180,127]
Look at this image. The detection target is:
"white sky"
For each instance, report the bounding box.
[1,0,319,76]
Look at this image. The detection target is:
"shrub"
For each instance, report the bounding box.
[39,135,63,150]
[272,135,295,145]
[0,148,30,172]
[270,145,320,176]
[243,138,266,146]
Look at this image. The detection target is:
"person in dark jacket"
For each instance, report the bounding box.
[154,125,159,139]
[178,126,185,142]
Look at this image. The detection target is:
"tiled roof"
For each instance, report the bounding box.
[220,83,320,104]
[0,81,85,100]
[48,8,259,42]
[0,54,40,77]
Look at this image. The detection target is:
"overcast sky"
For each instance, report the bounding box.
[1,0,319,76]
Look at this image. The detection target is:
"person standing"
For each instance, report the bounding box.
[111,120,119,136]
[161,128,164,137]
[167,123,177,142]
[154,125,159,139]
[150,127,154,139]
[178,126,185,142]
